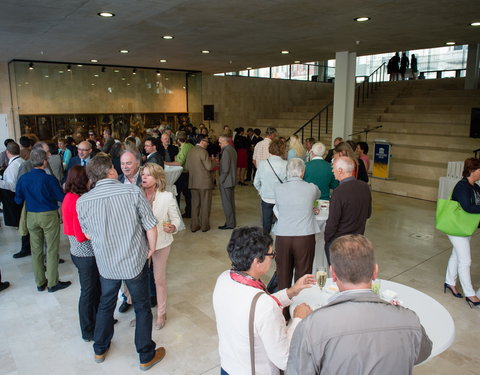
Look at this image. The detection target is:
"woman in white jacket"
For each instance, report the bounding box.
[142,163,184,329]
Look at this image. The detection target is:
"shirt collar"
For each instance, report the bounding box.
[95,178,121,187]
[340,176,356,184]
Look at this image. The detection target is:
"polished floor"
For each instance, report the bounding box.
[0,186,479,375]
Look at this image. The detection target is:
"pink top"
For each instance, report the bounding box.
[360,154,370,172]
[62,192,88,242]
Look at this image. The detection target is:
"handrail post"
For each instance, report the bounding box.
[325,105,329,134]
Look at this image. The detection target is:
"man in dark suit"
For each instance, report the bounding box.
[101,128,115,154]
[218,135,237,230]
[118,150,142,186]
[324,156,372,264]
[159,133,178,163]
[66,141,92,170]
[144,137,164,168]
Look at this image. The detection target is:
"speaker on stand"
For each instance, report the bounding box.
[204,105,214,129]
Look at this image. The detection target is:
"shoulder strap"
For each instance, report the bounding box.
[249,292,264,375]
[267,159,283,184]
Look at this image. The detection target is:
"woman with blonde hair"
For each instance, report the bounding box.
[141,163,184,329]
[287,134,306,161]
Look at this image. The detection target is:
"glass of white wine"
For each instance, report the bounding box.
[316,267,327,290]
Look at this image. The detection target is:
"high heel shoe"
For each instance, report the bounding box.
[466,297,480,308]
[443,283,463,298]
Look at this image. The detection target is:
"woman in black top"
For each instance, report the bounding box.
[444,158,480,307]
[234,127,249,186]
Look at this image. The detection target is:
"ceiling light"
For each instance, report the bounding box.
[294,60,301,64]
[132,68,137,75]
[446,41,456,45]
[470,22,480,27]
[246,67,252,70]
[281,50,289,54]
[119,49,129,54]
[91,59,98,63]
[77,64,83,67]
[114,69,119,73]
[162,35,174,40]
[98,12,114,17]
[201,50,210,54]
[354,17,370,22]
[67,64,72,71]
[28,62,34,70]
[94,74,99,77]
[159,59,167,63]
[156,70,161,76]
[59,70,64,74]
[44,75,49,78]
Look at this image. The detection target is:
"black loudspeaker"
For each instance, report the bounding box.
[204,105,214,121]
[471,108,480,138]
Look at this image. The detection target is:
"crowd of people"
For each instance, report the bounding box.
[1,122,478,374]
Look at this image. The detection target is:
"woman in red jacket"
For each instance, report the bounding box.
[62,165,100,341]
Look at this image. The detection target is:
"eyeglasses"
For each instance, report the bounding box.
[265,251,276,258]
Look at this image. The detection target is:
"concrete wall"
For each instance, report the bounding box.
[200,75,332,134]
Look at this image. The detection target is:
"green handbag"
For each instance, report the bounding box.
[435,197,480,237]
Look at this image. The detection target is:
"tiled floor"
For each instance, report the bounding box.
[0,186,479,375]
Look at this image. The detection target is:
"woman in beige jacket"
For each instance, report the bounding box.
[142,163,184,329]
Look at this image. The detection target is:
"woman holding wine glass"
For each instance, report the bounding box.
[141,163,184,328]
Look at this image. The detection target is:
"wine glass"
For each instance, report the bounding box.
[316,267,327,290]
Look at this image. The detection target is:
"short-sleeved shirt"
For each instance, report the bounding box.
[76,179,158,279]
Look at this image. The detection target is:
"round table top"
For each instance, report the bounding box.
[290,278,455,360]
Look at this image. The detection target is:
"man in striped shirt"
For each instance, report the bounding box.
[77,154,166,371]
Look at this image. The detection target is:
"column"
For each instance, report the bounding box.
[332,51,356,146]
[0,61,19,142]
[465,44,480,90]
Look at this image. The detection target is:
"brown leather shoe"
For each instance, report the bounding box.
[94,345,110,363]
[139,347,166,371]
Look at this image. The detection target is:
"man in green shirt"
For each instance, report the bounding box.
[166,131,194,218]
[303,142,338,200]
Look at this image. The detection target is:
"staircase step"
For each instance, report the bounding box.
[377,144,472,164]
[379,112,470,124]
[367,131,479,149]
[355,121,470,136]
[371,175,438,201]
[387,158,446,180]
[386,104,472,113]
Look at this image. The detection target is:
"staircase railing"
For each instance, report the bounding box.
[356,62,386,107]
[293,63,387,143]
[293,102,333,142]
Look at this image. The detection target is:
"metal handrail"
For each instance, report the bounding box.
[474,148,480,158]
[292,63,387,143]
[293,101,333,142]
[356,62,386,107]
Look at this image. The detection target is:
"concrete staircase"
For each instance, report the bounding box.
[352,78,480,201]
[255,87,334,146]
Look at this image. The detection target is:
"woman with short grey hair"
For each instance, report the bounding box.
[273,157,320,318]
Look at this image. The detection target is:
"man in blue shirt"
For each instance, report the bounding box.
[15,148,71,293]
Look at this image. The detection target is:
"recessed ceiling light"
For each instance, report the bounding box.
[470,22,480,27]
[114,69,119,73]
[446,41,456,45]
[354,17,370,22]
[91,59,98,63]
[281,50,289,54]
[294,60,301,64]
[159,59,167,63]
[162,35,174,40]
[119,50,129,54]
[77,64,83,67]
[201,50,210,54]
[98,12,114,17]
[246,67,252,70]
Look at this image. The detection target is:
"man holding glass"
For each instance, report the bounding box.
[287,234,432,375]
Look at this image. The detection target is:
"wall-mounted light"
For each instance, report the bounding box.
[28,62,34,70]
[132,68,137,75]
[156,70,161,76]
[67,64,72,72]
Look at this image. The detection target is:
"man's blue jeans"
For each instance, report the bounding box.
[94,263,156,363]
